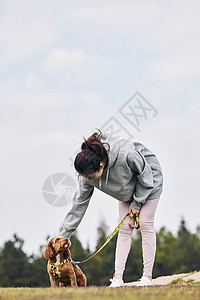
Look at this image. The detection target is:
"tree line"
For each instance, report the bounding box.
[0,218,199,287]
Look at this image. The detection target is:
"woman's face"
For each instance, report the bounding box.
[82,162,104,181]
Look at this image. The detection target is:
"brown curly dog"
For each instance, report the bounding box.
[44,236,87,287]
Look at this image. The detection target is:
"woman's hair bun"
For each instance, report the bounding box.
[75,129,110,175]
[81,139,93,151]
[81,140,88,150]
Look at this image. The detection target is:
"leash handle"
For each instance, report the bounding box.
[129,213,140,229]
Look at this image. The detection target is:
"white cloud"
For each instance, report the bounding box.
[70,1,200,44]
[70,1,161,33]
[25,74,46,89]
[187,100,200,117]
[0,12,56,64]
[43,48,97,73]
[0,79,114,135]
[144,8,200,83]
[1,0,54,8]
[70,1,200,86]
[145,53,200,83]
[42,47,113,82]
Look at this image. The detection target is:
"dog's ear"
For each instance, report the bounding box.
[64,239,71,249]
[44,242,55,259]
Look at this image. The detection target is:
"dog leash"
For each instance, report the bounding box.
[75,212,139,264]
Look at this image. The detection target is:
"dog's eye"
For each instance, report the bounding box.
[49,242,54,249]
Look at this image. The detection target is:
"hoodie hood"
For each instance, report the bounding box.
[99,133,120,189]
[102,133,120,170]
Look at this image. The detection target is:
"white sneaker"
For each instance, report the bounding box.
[108,278,124,287]
[137,276,153,286]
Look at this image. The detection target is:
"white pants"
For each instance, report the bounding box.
[115,198,159,277]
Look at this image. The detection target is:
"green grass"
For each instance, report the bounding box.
[169,272,200,286]
[170,278,200,286]
[170,278,185,285]
[0,286,200,300]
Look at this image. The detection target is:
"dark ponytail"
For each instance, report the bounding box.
[74,130,110,175]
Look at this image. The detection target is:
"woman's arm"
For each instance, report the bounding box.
[59,176,94,239]
[127,149,154,209]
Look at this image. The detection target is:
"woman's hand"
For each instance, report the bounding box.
[129,205,140,216]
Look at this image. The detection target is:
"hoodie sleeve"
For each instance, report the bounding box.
[59,176,94,239]
[127,150,154,209]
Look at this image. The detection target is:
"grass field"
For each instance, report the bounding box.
[0,286,200,300]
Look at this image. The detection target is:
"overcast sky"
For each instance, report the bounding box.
[1,0,200,256]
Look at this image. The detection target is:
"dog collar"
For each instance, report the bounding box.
[50,256,71,269]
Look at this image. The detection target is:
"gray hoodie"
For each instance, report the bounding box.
[59,134,163,239]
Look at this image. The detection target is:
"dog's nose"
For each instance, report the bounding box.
[64,239,69,246]
[64,239,71,248]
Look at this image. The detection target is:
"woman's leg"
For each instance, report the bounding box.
[114,198,159,279]
[139,197,159,278]
[114,201,133,277]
